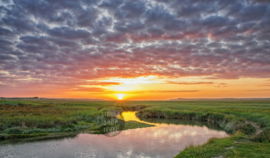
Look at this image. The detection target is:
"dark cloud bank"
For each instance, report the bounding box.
[0,0,270,89]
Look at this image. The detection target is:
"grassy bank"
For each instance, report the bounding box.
[136,107,256,134]
[175,132,270,158]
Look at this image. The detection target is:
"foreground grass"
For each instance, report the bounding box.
[175,132,243,158]
[225,142,270,157]
[175,132,270,158]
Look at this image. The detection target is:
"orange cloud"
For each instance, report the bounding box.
[166,81,213,85]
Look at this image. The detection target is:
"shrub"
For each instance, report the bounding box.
[61,124,76,132]
[238,123,256,135]
[4,126,28,134]
[0,133,10,139]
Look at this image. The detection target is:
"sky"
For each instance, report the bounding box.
[0,0,270,100]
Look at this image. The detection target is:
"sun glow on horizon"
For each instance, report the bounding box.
[70,76,270,100]
[116,94,125,100]
[95,76,164,99]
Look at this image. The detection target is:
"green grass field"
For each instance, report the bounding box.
[1,99,270,157]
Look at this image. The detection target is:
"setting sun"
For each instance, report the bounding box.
[116,94,125,100]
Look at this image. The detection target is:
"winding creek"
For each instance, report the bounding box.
[0,111,228,158]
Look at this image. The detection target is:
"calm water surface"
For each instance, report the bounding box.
[0,112,228,158]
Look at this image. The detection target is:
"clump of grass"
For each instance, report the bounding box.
[237,123,256,135]
[0,133,49,140]
[61,124,76,132]
[175,132,244,158]
[3,126,29,134]
[0,133,9,139]
[0,101,20,106]
[122,121,154,130]
[24,128,57,134]
[251,129,270,142]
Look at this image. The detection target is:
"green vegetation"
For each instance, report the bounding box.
[175,132,244,158]
[136,107,257,134]
[1,99,270,157]
[175,132,270,158]
[131,100,270,130]
[123,121,154,130]
[252,129,270,143]
[0,133,48,139]
[0,100,120,139]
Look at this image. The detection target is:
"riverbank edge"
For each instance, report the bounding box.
[0,120,154,143]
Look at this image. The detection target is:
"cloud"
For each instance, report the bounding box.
[214,83,228,88]
[81,82,121,86]
[166,81,213,85]
[69,87,109,93]
[149,90,199,93]
[115,90,200,94]
[244,89,270,91]
[258,84,270,87]
[92,82,121,86]
[0,0,270,92]
[47,27,91,39]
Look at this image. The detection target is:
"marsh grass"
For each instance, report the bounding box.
[136,107,248,134]
[0,100,120,138]
[132,100,270,129]
[175,131,270,158]
[175,132,244,158]
[0,133,48,140]
[122,121,154,130]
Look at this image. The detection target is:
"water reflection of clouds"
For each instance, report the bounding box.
[145,126,222,152]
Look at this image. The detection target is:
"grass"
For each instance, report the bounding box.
[175,132,244,158]
[1,99,270,157]
[0,133,49,139]
[251,129,270,142]
[174,132,270,158]
[225,142,270,157]
[123,121,154,130]
[0,100,120,138]
[136,107,257,134]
